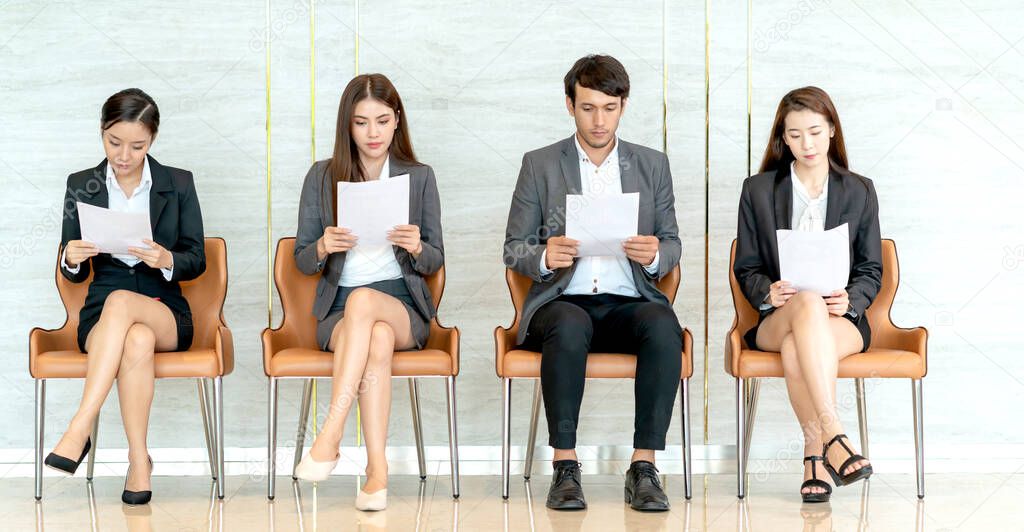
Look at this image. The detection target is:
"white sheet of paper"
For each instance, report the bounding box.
[777,223,850,296]
[565,193,639,258]
[76,202,153,254]
[337,174,410,247]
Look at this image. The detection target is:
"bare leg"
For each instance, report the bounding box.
[308,288,414,462]
[359,322,411,494]
[757,292,870,480]
[117,324,160,491]
[50,290,176,461]
[777,333,830,495]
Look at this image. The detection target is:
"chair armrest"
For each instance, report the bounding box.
[424,322,460,376]
[262,326,299,377]
[880,325,928,377]
[29,326,76,378]
[725,318,743,377]
[216,325,234,376]
[494,325,518,378]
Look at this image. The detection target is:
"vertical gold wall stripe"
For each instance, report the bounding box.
[310,0,319,441]
[747,0,753,177]
[661,0,668,155]
[265,0,272,329]
[702,0,711,445]
[353,0,362,449]
[355,0,360,75]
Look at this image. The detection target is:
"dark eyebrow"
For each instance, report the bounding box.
[108,134,146,144]
[353,114,392,120]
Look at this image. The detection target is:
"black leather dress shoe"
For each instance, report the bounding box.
[624,460,670,511]
[546,460,586,510]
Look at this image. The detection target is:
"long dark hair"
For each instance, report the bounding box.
[101,88,160,135]
[324,74,418,221]
[759,86,848,174]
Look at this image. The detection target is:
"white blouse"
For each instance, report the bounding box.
[790,161,828,232]
[338,156,405,287]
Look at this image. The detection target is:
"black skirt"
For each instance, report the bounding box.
[743,308,871,353]
[315,278,430,351]
[78,294,193,353]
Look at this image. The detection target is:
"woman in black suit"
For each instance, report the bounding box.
[291,73,444,511]
[45,88,205,505]
[734,86,881,503]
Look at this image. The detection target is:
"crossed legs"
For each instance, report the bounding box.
[50,290,177,491]
[307,288,415,494]
[755,291,870,495]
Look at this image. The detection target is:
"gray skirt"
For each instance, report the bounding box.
[315,278,430,351]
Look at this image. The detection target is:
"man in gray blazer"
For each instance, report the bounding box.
[503,55,682,512]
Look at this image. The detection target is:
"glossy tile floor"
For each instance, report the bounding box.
[1,465,1019,531]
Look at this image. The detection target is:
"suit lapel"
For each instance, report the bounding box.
[824,168,844,230]
[148,155,172,234]
[559,136,582,194]
[81,159,110,208]
[617,140,638,194]
[389,157,414,221]
[772,164,792,231]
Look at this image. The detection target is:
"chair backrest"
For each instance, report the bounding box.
[727,239,899,349]
[503,264,681,339]
[52,238,228,350]
[271,237,447,350]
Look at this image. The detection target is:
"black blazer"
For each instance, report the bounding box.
[59,156,206,310]
[733,164,882,317]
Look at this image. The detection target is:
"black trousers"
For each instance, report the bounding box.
[521,293,683,450]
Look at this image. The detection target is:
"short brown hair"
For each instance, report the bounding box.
[564,55,630,105]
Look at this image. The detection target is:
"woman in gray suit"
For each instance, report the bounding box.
[734,87,881,503]
[292,73,444,511]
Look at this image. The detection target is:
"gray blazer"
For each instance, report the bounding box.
[294,158,444,323]
[503,135,682,345]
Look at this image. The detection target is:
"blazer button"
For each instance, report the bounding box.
[129,269,135,275]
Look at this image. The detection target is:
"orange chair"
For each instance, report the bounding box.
[262,238,460,500]
[29,238,233,500]
[726,239,928,499]
[494,266,694,500]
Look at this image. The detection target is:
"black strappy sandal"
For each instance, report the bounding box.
[822,433,873,486]
[801,456,832,503]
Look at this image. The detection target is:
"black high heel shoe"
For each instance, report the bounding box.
[43,437,92,475]
[801,456,832,503]
[822,434,873,486]
[122,456,153,506]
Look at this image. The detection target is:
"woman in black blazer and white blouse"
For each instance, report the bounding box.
[734,86,881,503]
[292,73,444,512]
[45,89,205,506]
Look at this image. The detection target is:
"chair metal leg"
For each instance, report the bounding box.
[445,376,461,499]
[523,380,541,480]
[736,378,746,499]
[856,378,869,458]
[681,378,693,500]
[292,378,313,479]
[213,376,225,499]
[501,377,511,500]
[198,379,217,480]
[267,377,278,500]
[912,379,924,499]
[85,416,99,481]
[34,379,45,501]
[409,378,427,480]
[743,378,760,474]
